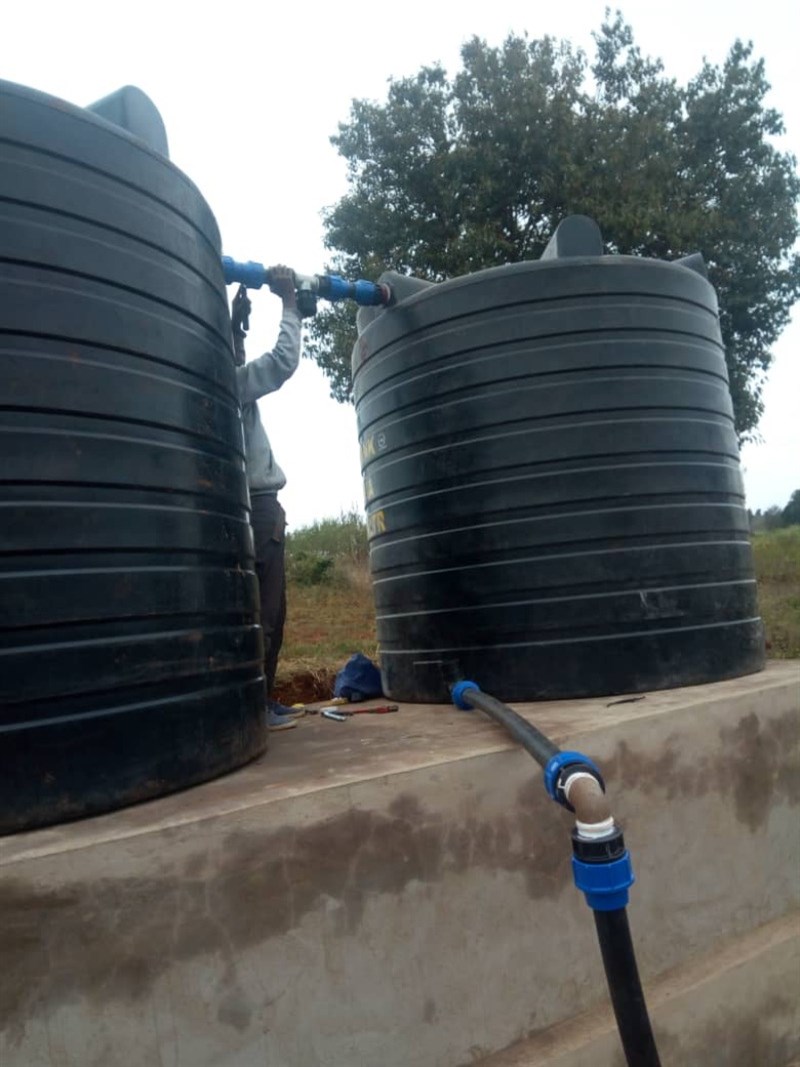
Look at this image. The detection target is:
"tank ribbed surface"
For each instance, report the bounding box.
[0,80,265,833]
[354,251,765,702]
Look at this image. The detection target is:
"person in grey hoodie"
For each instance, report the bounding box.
[231,266,303,730]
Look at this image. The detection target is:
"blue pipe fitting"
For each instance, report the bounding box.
[451,680,480,711]
[544,751,605,807]
[222,261,388,307]
[322,275,352,301]
[321,275,387,306]
[221,256,268,289]
[352,279,387,306]
[572,851,635,911]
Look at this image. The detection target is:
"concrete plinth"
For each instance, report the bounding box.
[1,662,798,1067]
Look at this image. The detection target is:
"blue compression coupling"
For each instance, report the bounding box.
[221,260,389,306]
[451,680,480,710]
[321,275,388,306]
[353,278,388,306]
[323,275,354,301]
[544,751,606,807]
[572,851,635,911]
[221,256,269,289]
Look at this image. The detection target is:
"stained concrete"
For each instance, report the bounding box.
[1,662,798,1067]
[477,912,800,1067]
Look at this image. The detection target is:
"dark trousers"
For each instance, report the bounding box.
[250,493,286,698]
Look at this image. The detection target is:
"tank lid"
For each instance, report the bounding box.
[540,215,603,259]
[86,85,169,158]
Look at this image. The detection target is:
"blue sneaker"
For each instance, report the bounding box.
[266,707,298,731]
[267,699,305,721]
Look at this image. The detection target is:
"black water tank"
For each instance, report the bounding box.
[0,81,266,834]
[354,217,765,702]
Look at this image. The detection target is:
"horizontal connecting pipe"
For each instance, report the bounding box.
[220,256,390,306]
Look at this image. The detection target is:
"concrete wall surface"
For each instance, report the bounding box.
[1,662,798,1067]
[477,911,799,1067]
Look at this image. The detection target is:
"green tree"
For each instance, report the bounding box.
[306,12,800,438]
[762,504,785,531]
[782,489,800,526]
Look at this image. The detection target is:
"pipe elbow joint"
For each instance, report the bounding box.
[544,750,605,810]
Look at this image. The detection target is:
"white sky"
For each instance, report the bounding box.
[3,0,798,527]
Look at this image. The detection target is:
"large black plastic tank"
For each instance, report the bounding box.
[0,81,266,834]
[354,216,765,703]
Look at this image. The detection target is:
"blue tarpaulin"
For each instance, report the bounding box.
[333,653,383,702]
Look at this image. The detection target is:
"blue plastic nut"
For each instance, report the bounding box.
[572,851,635,911]
[352,279,386,306]
[543,750,605,806]
[451,680,480,711]
[326,276,386,306]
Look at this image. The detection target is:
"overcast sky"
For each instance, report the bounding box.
[3,0,798,527]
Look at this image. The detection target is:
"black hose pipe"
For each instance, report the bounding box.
[594,908,662,1066]
[451,680,662,1067]
[451,684,559,766]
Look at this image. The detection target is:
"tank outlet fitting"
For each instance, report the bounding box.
[451,680,480,710]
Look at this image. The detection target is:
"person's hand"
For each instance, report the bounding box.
[267,265,297,309]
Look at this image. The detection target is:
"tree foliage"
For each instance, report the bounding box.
[305,12,800,438]
[782,489,800,527]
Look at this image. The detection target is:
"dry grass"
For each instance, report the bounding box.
[752,526,800,658]
[275,565,377,703]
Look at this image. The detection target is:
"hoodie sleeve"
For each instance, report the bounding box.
[235,308,302,404]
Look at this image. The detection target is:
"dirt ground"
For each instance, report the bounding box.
[273,667,339,705]
[275,563,378,704]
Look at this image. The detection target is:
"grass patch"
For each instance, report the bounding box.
[286,508,367,564]
[752,525,800,658]
[277,513,377,699]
